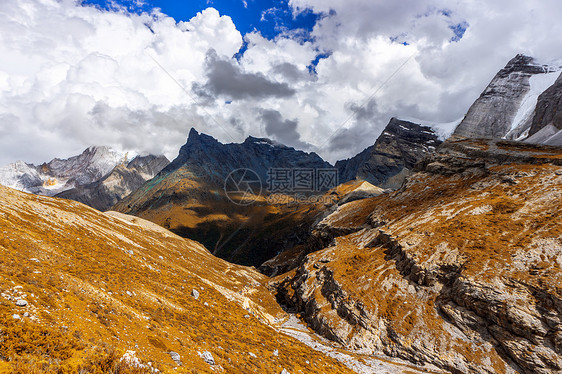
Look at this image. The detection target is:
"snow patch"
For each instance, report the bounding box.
[397,116,463,141]
[507,71,561,137]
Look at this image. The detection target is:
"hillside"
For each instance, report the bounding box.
[272,138,562,373]
[0,185,361,373]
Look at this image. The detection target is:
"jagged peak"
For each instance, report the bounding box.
[184,127,219,146]
[187,127,199,139]
[497,54,550,78]
[243,136,289,149]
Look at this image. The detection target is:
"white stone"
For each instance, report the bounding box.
[199,351,215,365]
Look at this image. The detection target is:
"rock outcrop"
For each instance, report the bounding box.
[272,138,562,373]
[336,118,442,189]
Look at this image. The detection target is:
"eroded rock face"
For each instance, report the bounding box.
[271,138,562,373]
[336,118,442,189]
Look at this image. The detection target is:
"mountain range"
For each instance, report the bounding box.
[1,53,562,373]
[0,146,169,211]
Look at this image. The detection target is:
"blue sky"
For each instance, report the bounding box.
[82,0,322,40]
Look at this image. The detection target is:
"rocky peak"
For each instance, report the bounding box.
[453,54,562,141]
[161,128,331,183]
[336,117,442,189]
[56,154,170,211]
[497,54,547,78]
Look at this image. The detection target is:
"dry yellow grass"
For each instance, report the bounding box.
[0,185,354,373]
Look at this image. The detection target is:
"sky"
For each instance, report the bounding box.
[1,0,562,165]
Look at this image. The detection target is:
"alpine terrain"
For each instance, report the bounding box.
[1,50,562,374]
[0,147,169,211]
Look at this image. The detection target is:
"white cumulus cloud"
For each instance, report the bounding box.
[1,0,562,165]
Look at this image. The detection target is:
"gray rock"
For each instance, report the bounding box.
[454,54,548,139]
[199,351,215,365]
[191,289,199,300]
[168,351,182,366]
[15,299,28,307]
[56,154,170,211]
[528,72,562,136]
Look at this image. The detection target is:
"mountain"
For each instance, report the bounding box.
[0,147,169,211]
[162,127,331,184]
[0,184,435,374]
[336,118,443,189]
[114,129,335,267]
[453,54,562,144]
[0,146,125,196]
[271,137,562,374]
[55,155,170,211]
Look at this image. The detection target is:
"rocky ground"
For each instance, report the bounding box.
[271,138,562,374]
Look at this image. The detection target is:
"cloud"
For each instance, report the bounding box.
[0,1,242,165]
[260,109,310,149]
[195,50,296,100]
[1,0,562,166]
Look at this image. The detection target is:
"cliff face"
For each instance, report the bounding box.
[526,72,562,145]
[336,118,442,189]
[454,55,551,139]
[55,154,169,211]
[452,54,562,146]
[272,138,562,374]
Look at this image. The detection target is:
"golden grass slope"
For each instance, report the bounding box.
[273,140,562,373]
[0,184,357,373]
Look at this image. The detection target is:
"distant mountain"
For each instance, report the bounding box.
[454,54,562,145]
[0,147,169,211]
[336,118,443,189]
[55,154,169,211]
[0,146,125,196]
[114,129,334,267]
[163,127,331,184]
